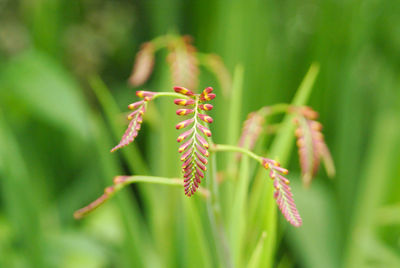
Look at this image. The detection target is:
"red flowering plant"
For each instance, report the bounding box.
[75,86,334,228]
[75,36,334,267]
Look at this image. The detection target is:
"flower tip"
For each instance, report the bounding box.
[174,86,194,96]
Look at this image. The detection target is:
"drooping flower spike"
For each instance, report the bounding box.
[128,42,155,86]
[237,105,335,187]
[262,158,302,227]
[237,111,265,155]
[174,86,215,196]
[294,107,335,186]
[167,36,199,91]
[111,91,157,152]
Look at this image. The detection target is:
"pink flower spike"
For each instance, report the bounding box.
[128,42,155,86]
[260,157,302,227]
[175,88,214,197]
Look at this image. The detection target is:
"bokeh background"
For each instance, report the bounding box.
[0,0,400,267]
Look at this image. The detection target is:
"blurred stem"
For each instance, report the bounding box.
[150,34,177,50]
[211,144,262,266]
[226,65,244,146]
[230,154,250,267]
[226,65,244,172]
[207,139,233,268]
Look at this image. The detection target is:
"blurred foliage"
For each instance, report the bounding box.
[0,0,400,267]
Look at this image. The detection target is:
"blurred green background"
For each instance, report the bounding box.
[0,0,400,267]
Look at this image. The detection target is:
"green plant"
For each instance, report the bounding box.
[72,34,335,267]
[75,64,333,268]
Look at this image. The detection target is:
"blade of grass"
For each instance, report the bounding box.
[224,65,245,250]
[182,199,214,268]
[229,152,250,267]
[226,64,244,147]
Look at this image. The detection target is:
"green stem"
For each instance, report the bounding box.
[211,144,262,164]
[117,176,183,186]
[261,103,291,114]
[150,34,175,50]
[153,92,189,100]
[74,175,209,219]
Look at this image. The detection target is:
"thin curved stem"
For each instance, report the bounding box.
[211,144,262,164]
[74,175,209,219]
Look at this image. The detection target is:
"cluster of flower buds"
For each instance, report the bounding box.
[111,91,156,152]
[262,158,302,227]
[128,42,155,86]
[174,86,215,196]
[237,111,265,157]
[167,36,199,91]
[294,107,335,186]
